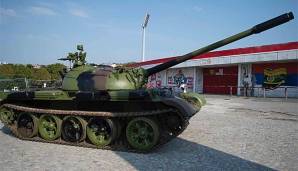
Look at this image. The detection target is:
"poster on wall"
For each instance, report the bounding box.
[167,68,194,90]
[147,73,162,88]
[263,68,287,90]
[240,64,252,88]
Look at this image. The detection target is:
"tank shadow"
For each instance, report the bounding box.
[0,123,277,170]
[114,137,276,171]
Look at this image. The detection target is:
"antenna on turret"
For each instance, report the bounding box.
[58,45,87,68]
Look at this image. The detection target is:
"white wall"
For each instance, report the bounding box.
[168,49,298,68]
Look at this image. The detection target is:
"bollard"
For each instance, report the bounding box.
[285,87,288,100]
[263,87,266,98]
[230,87,233,96]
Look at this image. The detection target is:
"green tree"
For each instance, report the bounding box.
[46,63,66,80]
[0,64,15,78]
[26,64,33,69]
[13,64,33,78]
[32,68,51,80]
[0,63,66,81]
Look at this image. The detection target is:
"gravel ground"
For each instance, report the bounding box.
[0,95,297,171]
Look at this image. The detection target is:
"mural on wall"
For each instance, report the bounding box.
[263,68,287,89]
[240,64,253,87]
[174,69,187,86]
[167,68,194,90]
[147,73,162,88]
[253,62,298,90]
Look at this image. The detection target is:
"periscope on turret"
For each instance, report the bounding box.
[0,12,294,152]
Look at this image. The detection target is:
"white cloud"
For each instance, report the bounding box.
[36,2,55,8]
[193,6,203,13]
[0,7,17,17]
[28,6,57,16]
[69,9,89,18]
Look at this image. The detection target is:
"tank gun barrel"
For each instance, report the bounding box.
[58,58,71,61]
[145,12,294,76]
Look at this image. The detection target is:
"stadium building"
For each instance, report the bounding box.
[131,42,298,98]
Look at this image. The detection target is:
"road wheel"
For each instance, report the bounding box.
[38,114,61,141]
[62,116,87,142]
[0,107,15,125]
[87,118,117,147]
[126,117,159,151]
[17,112,39,138]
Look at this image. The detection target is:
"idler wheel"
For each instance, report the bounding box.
[87,118,118,147]
[0,107,15,125]
[62,116,87,142]
[38,114,62,141]
[165,114,184,136]
[126,117,159,151]
[17,113,39,138]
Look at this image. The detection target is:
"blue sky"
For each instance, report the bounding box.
[1,0,298,65]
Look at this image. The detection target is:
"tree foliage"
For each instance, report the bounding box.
[46,63,66,80]
[0,64,15,78]
[0,63,66,80]
[32,68,51,80]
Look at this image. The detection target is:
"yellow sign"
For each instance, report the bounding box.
[263,68,287,89]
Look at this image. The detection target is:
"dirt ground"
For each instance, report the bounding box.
[0,95,297,171]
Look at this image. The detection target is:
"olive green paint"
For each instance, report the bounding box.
[38,114,62,141]
[126,117,159,151]
[34,90,70,100]
[180,92,206,110]
[106,68,147,90]
[62,65,95,91]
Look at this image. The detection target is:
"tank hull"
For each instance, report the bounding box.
[0,89,203,153]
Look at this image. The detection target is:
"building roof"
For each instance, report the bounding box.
[130,42,298,67]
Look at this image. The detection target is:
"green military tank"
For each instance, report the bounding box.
[0,12,294,152]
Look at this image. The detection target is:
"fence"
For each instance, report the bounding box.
[234,86,297,99]
[0,78,62,92]
[202,85,298,98]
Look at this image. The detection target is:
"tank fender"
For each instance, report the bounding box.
[161,97,199,118]
[179,92,206,110]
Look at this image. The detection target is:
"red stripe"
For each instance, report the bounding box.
[129,41,298,67]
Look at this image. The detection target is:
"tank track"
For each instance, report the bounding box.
[1,103,189,153]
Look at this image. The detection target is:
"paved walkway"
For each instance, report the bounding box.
[0,95,297,170]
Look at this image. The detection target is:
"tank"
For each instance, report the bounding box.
[0,12,294,152]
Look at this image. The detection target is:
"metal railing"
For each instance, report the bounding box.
[234,86,297,99]
[203,85,298,99]
[0,78,62,92]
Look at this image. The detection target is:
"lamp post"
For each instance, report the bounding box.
[141,13,150,62]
